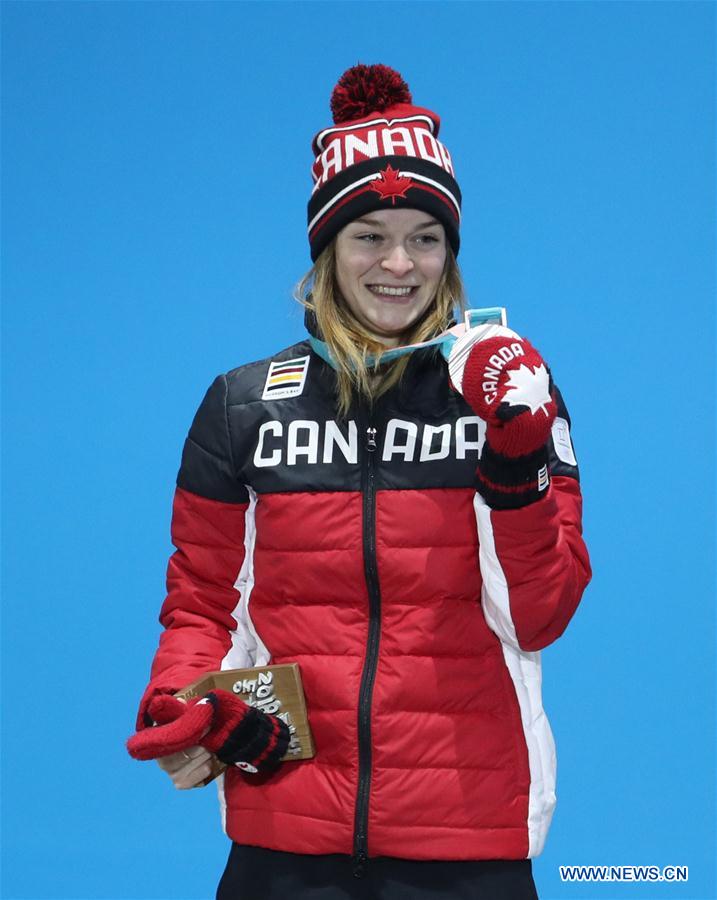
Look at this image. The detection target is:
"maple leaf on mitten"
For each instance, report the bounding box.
[448,325,557,509]
[465,342,555,458]
[126,689,290,773]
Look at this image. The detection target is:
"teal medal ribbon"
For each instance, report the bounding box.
[308,307,506,371]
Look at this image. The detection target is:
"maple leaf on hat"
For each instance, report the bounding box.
[370,165,414,205]
[503,364,553,416]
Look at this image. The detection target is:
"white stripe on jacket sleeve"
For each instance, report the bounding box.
[225,486,270,669]
[217,486,270,832]
[473,492,557,857]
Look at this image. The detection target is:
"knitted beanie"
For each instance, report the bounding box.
[307,64,461,261]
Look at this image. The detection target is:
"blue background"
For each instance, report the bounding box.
[2,2,715,899]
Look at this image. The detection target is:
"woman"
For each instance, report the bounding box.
[129,64,591,899]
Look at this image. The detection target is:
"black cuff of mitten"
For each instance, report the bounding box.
[475,442,551,510]
[215,707,291,770]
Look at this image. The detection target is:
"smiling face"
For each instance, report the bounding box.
[334,208,447,347]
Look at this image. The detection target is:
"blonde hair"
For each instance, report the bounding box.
[295,242,466,416]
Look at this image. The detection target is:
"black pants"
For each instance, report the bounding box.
[217,843,539,900]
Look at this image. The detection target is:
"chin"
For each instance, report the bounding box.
[370,322,414,346]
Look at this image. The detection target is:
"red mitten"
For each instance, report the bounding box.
[126,689,290,773]
[127,694,213,759]
[449,324,556,509]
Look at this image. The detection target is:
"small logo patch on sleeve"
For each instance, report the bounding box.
[262,356,310,400]
[538,464,550,492]
[551,417,577,466]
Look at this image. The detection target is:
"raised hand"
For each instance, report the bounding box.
[449,324,556,509]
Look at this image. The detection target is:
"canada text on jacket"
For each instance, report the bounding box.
[253,416,486,468]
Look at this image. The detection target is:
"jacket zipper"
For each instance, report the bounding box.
[352,423,381,878]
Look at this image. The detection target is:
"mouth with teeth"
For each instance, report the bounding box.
[367,284,418,299]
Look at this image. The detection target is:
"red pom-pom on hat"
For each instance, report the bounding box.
[330,63,412,124]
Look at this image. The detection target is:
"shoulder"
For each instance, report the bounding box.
[222,339,315,408]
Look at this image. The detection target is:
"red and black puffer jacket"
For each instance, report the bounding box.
[136,337,591,864]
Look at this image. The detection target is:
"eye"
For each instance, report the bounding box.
[413,233,441,247]
[356,233,383,244]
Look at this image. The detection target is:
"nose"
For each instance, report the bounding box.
[380,244,414,277]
